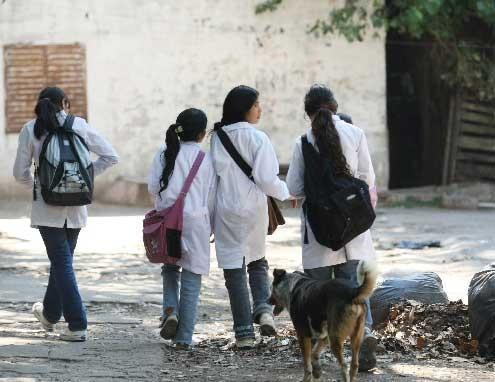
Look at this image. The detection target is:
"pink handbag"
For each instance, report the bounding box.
[143,151,205,264]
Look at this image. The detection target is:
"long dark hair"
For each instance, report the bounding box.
[213,85,259,130]
[159,108,207,194]
[304,84,351,176]
[33,87,67,140]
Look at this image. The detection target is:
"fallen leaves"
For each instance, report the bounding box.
[375,300,482,360]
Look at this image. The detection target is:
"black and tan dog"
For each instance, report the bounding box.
[269,261,378,382]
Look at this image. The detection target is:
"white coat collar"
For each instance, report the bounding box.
[221,121,255,133]
[181,141,201,148]
[56,110,68,126]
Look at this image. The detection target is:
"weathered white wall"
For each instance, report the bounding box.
[0,0,388,202]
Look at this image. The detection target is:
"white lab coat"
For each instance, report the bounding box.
[148,142,217,276]
[210,122,290,269]
[13,111,119,228]
[286,115,377,269]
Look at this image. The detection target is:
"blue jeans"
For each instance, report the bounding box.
[223,257,272,340]
[162,264,202,345]
[38,225,87,331]
[304,260,373,328]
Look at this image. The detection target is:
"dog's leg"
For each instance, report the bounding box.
[329,336,349,382]
[349,314,366,381]
[298,334,313,382]
[311,340,326,380]
[311,336,327,380]
[311,321,328,380]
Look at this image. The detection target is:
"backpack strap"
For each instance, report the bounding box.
[301,133,336,183]
[216,127,254,183]
[302,201,309,245]
[301,134,308,145]
[62,114,75,131]
[178,151,205,199]
[301,135,310,244]
[300,134,312,157]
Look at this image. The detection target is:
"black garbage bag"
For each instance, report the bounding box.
[370,272,449,326]
[468,264,495,358]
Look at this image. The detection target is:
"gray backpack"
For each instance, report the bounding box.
[35,114,94,206]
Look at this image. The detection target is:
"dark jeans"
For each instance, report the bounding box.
[304,260,373,328]
[39,225,87,331]
[223,257,272,340]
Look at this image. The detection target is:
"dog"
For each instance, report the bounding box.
[269,261,378,382]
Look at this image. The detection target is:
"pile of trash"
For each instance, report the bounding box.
[375,300,479,359]
[370,271,449,325]
[468,264,495,358]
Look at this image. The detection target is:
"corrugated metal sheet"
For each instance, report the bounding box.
[4,44,87,133]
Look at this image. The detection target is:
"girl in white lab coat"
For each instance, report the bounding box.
[211,85,290,349]
[148,108,217,349]
[286,84,378,370]
[13,87,118,343]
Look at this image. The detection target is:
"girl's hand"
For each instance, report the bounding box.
[287,195,299,208]
[369,186,378,210]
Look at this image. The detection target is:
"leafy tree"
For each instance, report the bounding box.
[256,0,495,101]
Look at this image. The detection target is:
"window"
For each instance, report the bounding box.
[4,43,87,134]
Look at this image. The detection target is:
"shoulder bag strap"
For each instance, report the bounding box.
[216,127,254,183]
[178,150,206,198]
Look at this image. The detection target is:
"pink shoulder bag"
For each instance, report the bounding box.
[143,151,205,264]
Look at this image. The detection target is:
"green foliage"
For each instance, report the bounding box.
[255,0,495,101]
[255,0,283,14]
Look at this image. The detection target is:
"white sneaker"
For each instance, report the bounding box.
[32,302,54,332]
[259,312,276,336]
[236,337,255,350]
[59,328,87,342]
[160,314,178,340]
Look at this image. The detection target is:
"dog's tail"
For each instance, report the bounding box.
[354,260,379,301]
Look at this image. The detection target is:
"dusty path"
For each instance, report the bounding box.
[0,201,494,381]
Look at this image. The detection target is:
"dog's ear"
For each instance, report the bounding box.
[273,268,287,280]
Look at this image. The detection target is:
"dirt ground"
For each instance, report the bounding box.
[0,201,494,381]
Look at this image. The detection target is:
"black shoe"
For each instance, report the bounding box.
[160,315,178,340]
[175,343,191,351]
[359,331,377,372]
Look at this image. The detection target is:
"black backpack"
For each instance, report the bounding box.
[35,114,94,206]
[301,134,375,251]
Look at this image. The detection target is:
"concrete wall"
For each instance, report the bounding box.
[0,0,388,202]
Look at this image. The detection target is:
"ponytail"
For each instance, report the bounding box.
[158,108,208,194]
[33,87,67,140]
[311,108,351,177]
[159,124,181,194]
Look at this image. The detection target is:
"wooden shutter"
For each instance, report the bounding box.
[4,43,87,134]
[444,93,495,183]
